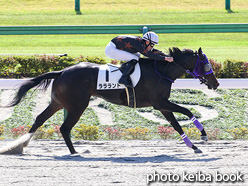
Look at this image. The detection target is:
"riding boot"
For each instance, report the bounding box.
[118,59,138,88]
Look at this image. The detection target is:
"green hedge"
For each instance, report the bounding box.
[0,55,110,78]
[207,59,248,78]
[0,55,247,78]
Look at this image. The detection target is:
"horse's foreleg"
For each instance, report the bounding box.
[190,116,208,141]
[161,111,202,153]
[156,100,208,141]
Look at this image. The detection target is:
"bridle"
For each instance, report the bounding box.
[172,55,208,84]
[154,53,213,85]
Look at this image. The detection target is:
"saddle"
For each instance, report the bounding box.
[97,63,140,90]
[97,63,141,108]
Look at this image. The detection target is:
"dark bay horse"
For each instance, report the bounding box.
[8,47,219,154]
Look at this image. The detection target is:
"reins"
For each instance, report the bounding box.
[154,60,174,83]
[154,55,207,85]
[171,56,207,84]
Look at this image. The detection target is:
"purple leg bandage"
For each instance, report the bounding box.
[181,133,193,148]
[191,116,204,131]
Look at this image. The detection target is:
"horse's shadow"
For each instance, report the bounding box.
[19,153,222,163]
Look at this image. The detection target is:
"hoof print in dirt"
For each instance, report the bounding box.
[83,149,91,153]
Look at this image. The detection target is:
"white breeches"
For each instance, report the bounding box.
[105,41,140,61]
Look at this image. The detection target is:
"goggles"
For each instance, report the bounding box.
[149,42,155,48]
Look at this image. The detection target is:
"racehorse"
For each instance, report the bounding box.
[5,47,219,154]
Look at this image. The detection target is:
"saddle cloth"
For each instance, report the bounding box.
[97,63,141,90]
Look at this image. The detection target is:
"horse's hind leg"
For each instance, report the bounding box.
[20,100,62,148]
[29,100,63,135]
[60,98,90,154]
[0,99,62,154]
[161,111,202,153]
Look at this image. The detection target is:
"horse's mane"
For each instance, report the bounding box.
[169,47,196,58]
[139,47,196,64]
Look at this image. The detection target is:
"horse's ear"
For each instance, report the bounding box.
[198,47,204,58]
[169,48,173,57]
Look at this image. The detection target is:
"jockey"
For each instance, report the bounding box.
[105,31,174,88]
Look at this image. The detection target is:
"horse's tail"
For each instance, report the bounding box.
[7,71,63,107]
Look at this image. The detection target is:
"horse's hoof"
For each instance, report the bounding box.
[201,136,208,141]
[70,152,81,157]
[194,149,203,153]
[23,133,34,147]
[71,151,78,155]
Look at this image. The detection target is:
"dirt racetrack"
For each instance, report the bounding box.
[0,139,248,186]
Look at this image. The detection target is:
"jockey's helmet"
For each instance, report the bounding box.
[142,32,159,45]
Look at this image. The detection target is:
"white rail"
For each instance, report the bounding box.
[0,78,247,89]
[172,79,248,89]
